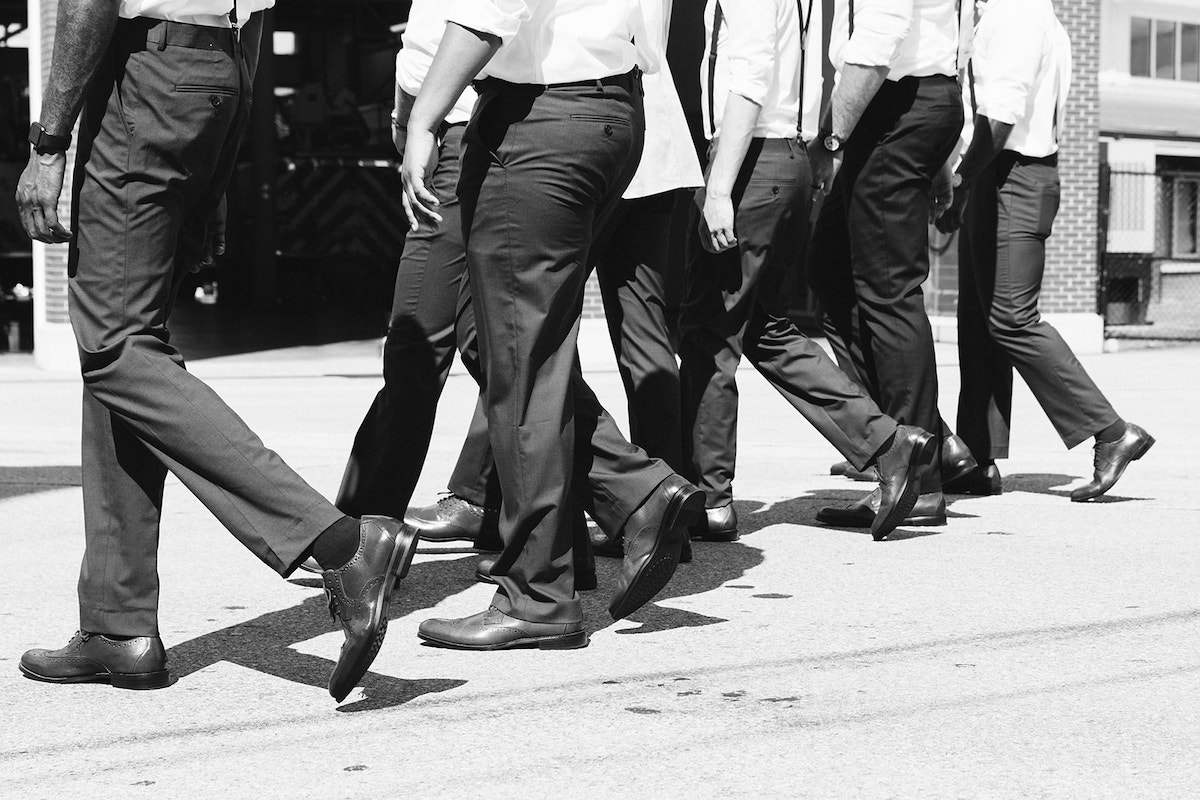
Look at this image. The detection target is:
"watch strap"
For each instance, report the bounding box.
[29,122,72,155]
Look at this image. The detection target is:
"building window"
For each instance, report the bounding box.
[1174,178,1199,258]
[1131,17,1200,81]
[1131,17,1152,76]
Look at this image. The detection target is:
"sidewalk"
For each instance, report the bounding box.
[1,323,1197,798]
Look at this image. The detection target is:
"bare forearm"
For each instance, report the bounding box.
[409,23,500,135]
[706,93,761,198]
[955,115,1014,183]
[40,0,121,135]
[827,63,889,137]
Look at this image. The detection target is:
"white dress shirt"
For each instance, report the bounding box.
[445,0,657,85]
[119,0,273,28]
[829,0,963,81]
[700,0,823,141]
[972,0,1070,158]
[397,0,478,125]
[624,0,703,198]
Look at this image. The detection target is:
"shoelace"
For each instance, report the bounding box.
[324,586,342,622]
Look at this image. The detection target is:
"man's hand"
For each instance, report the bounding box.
[16,151,72,243]
[928,162,954,224]
[400,127,442,232]
[197,196,227,271]
[810,145,842,198]
[935,181,970,234]
[700,189,737,254]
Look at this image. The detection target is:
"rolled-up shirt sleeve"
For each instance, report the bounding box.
[975,6,1045,125]
[445,0,537,43]
[841,0,913,68]
[723,0,778,106]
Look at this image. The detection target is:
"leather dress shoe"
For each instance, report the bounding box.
[475,555,598,591]
[609,475,704,620]
[322,515,418,702]
[691,503,738,542]
[817,488,946,527]
[832,433,978,485]
[590,529,693,564]
[869,425,938,541]
[405,494,498,543]
[20,631,169,690]
[943,464,1002,495]
[418,606,588,650]
[941,433,980,485]
[1071,423,1155,502]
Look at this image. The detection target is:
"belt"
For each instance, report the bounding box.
[475,69,640,94]
[1001,150,1058,167]
[118,17,237,56]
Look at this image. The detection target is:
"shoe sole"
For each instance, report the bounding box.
[817,511,946,528]
[416,629,589,651]
[329,522,419,703]
[1070,435,1156,502]
[608,485,704,620]
[19,664,170,690]
[872,433,937,542]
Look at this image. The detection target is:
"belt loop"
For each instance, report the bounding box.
[157,21,169,51]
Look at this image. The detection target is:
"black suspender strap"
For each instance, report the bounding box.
[707,2,723,138]
[797,0,816,136]
[848,0,854,37]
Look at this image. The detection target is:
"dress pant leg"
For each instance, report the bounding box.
[978,159,1118,448]
[71,27,342,637]
[740,142,895,469]
[458,83,665,623]
[956,159,1013,461]
[337,123,470,518]
[842,78,963,441]
[594,194,684,473]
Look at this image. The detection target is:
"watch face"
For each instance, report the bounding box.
[824,135,841,152]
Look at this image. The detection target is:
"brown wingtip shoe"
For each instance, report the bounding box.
[20,631,169,690]
[609,475,704,621]
[405,494,498,543]
[323,516,418,702]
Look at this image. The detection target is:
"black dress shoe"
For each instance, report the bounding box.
[418,606,588,650]
[323,516,418,702]
[405,494,498,543]
[20,631,169,690]
[870,425,937,541]
[475,555,598,591]
[941,433,980,485]
[943,464,1002,495]
[817,489,946,527]
[1071,423,1155,502]
[609,475,704,620]
[691,503,738,541]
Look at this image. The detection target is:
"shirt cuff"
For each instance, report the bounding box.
[446,0,532,43]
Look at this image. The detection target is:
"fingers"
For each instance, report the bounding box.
[401,174,442,232]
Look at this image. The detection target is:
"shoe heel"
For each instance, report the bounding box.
[537,631,589,650]
[110,670,170,690]
[391,524,419,579]
[667,485,706,532]
[1134,436,1155,461]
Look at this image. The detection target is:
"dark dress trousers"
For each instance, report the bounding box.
[335,99,498,519]
[69,16,343,637]
[956,153,1118,458]
[808,76,964,478]
[456,76,674,624]
[678,138,895,508]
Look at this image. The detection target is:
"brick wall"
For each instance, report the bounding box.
[39,0,72,326]
[1044,0,1102,314]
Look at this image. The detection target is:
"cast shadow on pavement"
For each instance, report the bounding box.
[167,556,482,713]
[1003,471,1148,503]
[0,465,81,500]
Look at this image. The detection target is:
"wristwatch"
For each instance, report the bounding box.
[821,132,845,153]
[28,122,72,156]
